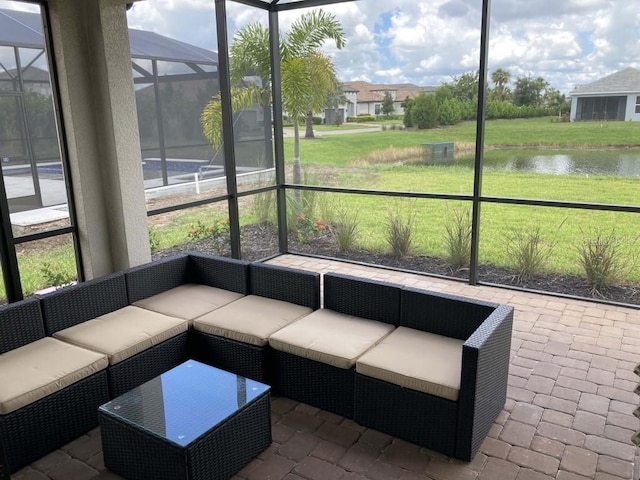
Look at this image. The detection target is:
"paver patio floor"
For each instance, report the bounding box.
[12,254,640,480]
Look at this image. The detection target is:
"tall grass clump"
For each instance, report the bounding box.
[443,204,471,270]
[355,146,423,166]
[576,229,636,295]
[385,201,415,258]
[504,222,561,283]
[329,207,360,252]
[287,172,319,227]
[252,188,276,224]
[288,173,324,242]
[148,225,161,253]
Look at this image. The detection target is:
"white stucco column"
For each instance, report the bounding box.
[47,0,151,278]
[570,96,578,122]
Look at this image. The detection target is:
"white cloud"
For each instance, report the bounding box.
[0,0,38,12]
[120,0,640,95]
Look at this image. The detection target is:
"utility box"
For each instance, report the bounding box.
[421,142,454,164]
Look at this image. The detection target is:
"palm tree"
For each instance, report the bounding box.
[491,68,511,102]
[201,10,345,188]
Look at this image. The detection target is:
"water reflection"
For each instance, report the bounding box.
[449,150,640,177]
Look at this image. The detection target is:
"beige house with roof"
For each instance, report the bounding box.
[342,81,435,117]
[569,67,640,121]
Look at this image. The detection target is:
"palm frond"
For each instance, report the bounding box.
[285,10,345,58]
[201,85,267,149]
[229,23,271,86]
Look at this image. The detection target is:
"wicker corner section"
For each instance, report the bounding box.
[250,263,321,310]
[0,371,109,475]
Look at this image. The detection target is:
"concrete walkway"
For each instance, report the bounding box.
[12,254,640,480]
[283,125,382,137]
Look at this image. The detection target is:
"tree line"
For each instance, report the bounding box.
[403,69,570,129]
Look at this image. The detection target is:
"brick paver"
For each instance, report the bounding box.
[11,255,640,480]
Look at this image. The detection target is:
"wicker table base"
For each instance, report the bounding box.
[99,360,271,480]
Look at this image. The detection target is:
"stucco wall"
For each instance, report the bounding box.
[48,0,151,278]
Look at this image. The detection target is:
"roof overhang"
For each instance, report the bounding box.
[569,91,637,97]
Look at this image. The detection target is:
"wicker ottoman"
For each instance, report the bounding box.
[99,360,271,480]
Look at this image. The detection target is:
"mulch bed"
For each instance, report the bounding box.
[154,223,640,308]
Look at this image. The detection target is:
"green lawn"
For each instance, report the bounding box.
[6,117,640,301]
[311,123,374,131]
[285,117,640,168]
[310,191,639,282]
[278,117,640,283]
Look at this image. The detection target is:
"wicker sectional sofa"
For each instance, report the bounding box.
[0,252,513,478]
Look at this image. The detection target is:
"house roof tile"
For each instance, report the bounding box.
[570,67,640,95]
[343,80,435,103]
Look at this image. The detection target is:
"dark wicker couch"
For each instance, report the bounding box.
[354,281,514,461]
[0,298,109,478]
[0,252,513,477]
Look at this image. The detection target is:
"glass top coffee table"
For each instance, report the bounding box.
[98,360,271,480]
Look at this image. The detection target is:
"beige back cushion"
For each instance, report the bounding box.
[133,283,244,324]
[356,326,463,401]
[0,337,108,414]
[53,305,187,365]
[193,295,312,346]
[269,309,395,369]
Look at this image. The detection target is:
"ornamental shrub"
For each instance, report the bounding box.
[411,93,439,129]
[355,114,375,123]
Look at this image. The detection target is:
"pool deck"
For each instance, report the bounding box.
[11,254,640,480]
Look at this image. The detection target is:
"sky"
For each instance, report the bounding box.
[2,0,639,95]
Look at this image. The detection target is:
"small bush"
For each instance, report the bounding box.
[292,213,326,243]
[411,93,439,129]
[312,116,323,125]
[576,229,633,295]
[505,223,559,283]
[375,114,404,121]
[329,208,359,252]
[187,218,230,254]
[41,262,76,288]
[443,204,472,271]
[385,202,415,258]
[355,114,376,123]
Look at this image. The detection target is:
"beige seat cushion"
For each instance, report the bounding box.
[193,295,312,347]
[269,309,395,369]
[53,305,187,365]
[356,326,464,401]
[0,337,108,415]
[133,283,244,324]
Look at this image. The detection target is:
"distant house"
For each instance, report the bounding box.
[323,84,358,124]
[342,81,436,117]
[569,67,640,121]
[0,66,52,96]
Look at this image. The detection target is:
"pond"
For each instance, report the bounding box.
[451,149,640,177]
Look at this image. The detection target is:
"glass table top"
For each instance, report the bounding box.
[99,360,270,447]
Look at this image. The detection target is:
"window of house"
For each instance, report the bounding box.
[635,96,640,114]
[374,104,381,115]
